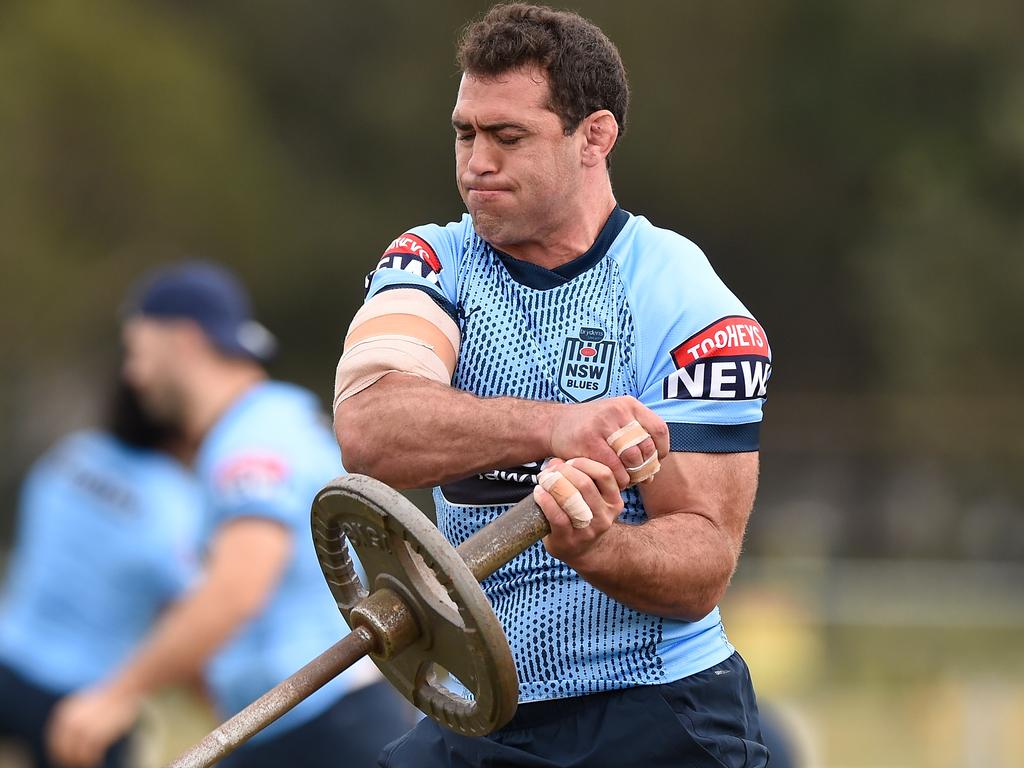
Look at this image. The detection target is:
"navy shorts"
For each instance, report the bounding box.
[0,661,132,768]
[379,652,769,767]
[220,680,419,768]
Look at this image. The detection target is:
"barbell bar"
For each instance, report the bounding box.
[167,474,551,768]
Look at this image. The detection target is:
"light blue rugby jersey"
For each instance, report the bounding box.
[0,431,201,693]
[194,381,377,740]
[365,207,772,702]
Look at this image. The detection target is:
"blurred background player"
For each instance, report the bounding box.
[0,380,202,768]
[45,262,415,768]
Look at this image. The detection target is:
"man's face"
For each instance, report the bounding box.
[453,68,584,249]
[121,317,189,425]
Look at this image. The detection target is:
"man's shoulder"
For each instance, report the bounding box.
[198,382,338,505]
[614,212,711,272]
[612,212,761,341]
[366,214,479,307]
[242,380,318,416]
[610,213,720,316]
[48,429,116,459]
[23,430,110,493]
[40,430,170,478]
[385,214,477,260]
[202,382,324,459]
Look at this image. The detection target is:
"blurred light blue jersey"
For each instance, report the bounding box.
[194,381,376,740]
[364,208,771,702]
[0,431,201,693]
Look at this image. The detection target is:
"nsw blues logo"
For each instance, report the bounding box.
[558,327,616,403]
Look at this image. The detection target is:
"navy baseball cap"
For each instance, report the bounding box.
[125,261,278,362]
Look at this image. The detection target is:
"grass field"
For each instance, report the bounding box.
[726,558,1024,768]
[3,557,1020,768]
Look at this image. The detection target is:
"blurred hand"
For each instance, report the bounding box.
[547,397,667,489]
[46,684,141,768]
[533,457,624,566]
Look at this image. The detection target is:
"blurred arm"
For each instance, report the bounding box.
[111,518,290,692]
[46,518,291,768]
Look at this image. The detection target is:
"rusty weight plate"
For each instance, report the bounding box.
[311,474,519,736]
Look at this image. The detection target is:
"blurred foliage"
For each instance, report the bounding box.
[1,0,1021,555]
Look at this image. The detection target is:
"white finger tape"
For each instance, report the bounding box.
[606,420,650,456]
[538,470,593,529]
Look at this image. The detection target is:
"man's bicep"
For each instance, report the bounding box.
[638,451,759,547]
[334,288,462,410]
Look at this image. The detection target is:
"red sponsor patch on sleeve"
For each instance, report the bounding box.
[214,454,289,500]
[669,316,770,369]
[382,233,442,274]
[663,316,772,401]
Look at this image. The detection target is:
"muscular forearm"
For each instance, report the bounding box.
[337,373,558,488]
[571,512,739,621]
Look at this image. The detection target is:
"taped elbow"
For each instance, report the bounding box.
[333,288,460,409]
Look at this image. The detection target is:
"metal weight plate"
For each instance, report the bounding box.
[311,475,519,736]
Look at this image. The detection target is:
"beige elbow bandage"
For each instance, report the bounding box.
[334,289,461,409]
[606,420,661,485]
[537,470,593,529]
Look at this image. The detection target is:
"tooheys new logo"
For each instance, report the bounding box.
[364,232,442,292]
[663,316,771,400]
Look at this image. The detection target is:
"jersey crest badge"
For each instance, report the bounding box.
[558,327,616,403]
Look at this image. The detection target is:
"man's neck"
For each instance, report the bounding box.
[181,362,267,448]
[500,189,617,270]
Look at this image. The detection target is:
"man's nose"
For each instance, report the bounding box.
[465,136,499,176]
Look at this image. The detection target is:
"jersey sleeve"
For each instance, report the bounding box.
[207,450,305,529]
[628,231,772,453]
[363,218,467,321]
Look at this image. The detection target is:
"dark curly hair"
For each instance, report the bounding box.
[457,3,629,147]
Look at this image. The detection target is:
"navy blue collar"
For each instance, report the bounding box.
[490,206,629,290]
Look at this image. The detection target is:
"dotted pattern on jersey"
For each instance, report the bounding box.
[434,235,666,702]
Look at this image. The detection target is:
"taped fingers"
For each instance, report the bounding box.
[563,457,623,507]
[606,420,649,455]
[615,437,655,480]
[536,469,593,529]
[624,451,660,484]
[606,420,662,486]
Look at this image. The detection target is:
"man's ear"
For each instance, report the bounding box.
[580,110,619,168]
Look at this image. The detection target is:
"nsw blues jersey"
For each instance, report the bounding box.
[365,207,771,702]
[0,432,201,693]
[194,382,378,739]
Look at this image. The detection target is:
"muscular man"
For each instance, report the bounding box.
[335,5,772,766]
[47,262,415,768]
[0,382,200,768]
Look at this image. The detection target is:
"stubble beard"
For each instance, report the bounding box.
[469,206,514,249]
[467,196,557,254]
[137,380,187,434]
